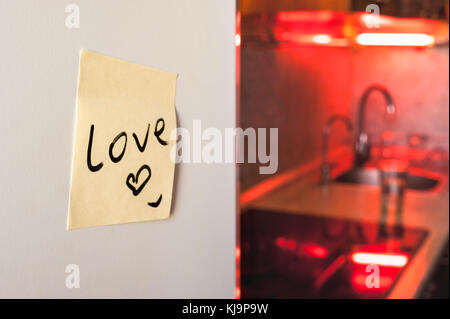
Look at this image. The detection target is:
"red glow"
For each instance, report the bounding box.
[360,13,393,28]
[378,158,409,173]
[356,33,435,47]
[275,237,296,251]
[277,10,335,24]
[351,273,394,290]
[286,239,296,251]
[235,34,241,47]
[276,238,328,259]
[235,287,241,299]
[241,174,292,204]
[350,252,409,268]
[275,237,287,248]
[381,130,396,141]
[276,32,345,46]
[273,11,447,47]
[302,244,328,258]
[409,136,421,146]
[240,155,327,205]
[312,34,332,44]
[235,246,241,259]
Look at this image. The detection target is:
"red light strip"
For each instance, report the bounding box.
[356,33,435,47]
[273,11,447,48]
[312,34,332,44]
[351,252,408,268]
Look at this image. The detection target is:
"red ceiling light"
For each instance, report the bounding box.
[312,34,332,44]
[350,252,409,268]
[356,33,435,47]
[277,10,336,24]
[359,13,393,28]
[273,10,448,47]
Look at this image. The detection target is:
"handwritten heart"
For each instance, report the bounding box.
[126,164,151,196]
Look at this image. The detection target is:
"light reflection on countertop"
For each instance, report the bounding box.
[245,158,449,298]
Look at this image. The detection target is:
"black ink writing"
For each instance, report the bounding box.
[109,131,127,163]
[86,119,167,209]
[132,123,150,152]
[126,164,151,196]
[148,194,162,208]
[154,118,168,146]
[87,124,104,172]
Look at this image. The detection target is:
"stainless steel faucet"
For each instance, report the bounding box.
[354,85,396,167]
[321,115,353,184]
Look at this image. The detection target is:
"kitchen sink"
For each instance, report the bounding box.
[241,209,428,298]
[334,168,441,191]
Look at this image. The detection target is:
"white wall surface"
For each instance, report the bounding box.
[0,0,236,298]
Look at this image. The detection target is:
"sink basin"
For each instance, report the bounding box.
[241,209,428,298]
[334,168,440,191]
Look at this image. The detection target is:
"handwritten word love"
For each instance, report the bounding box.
[86,118,167,208]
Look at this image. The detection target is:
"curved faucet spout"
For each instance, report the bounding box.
[355,85,396,167]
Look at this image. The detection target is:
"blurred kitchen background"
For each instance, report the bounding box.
[238,0,449,299]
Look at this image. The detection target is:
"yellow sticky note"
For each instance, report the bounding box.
[68,50,177,230]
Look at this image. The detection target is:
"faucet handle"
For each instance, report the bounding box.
[321,115,354,184]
